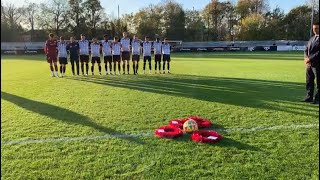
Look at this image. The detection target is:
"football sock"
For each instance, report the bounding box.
[76,62,79,75]
[105,64,108,72]
[158,61,161,71]
[127,64,130,73]
[91,65,94,73]
[86,64,89,74]
[155,62,157,70]
[133,64,136,74]
[113,63,116,72]
[71,62,75,74]
[54,64,58,71]
[118,63,121,72]
[136,63,139,73]
[81,63,84,74]
[143,62,146,70]
[167,62,170,71]
[50,65,54,71]
[63,66,66,73]
[98,65,101,73]
[149,62,151,70]
[109,62,112,72]
[60,65,62,74]
[163,62,165,70]
[122,64,125,73]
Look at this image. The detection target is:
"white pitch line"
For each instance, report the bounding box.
[1,124,319,146]
[222,123,319,133]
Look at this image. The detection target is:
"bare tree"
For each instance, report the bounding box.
[68,0,84,37]
[2,3,24,28]
[82,0,104,38]
[22,1,39,41]
[37,0,69,35]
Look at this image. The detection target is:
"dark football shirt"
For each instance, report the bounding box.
[45,39,58,55]
[67,42,80,58]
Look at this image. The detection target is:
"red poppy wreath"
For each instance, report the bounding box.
[187,116,212,128]
[155,125,183,138]
[169,119,187,129]
[191,130,223,143]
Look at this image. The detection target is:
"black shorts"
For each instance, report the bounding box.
[92,57,101,64]
[122,51,130,61]
[113,55,121,62]
[132,55,140,61]
[144,56,151,62]
[80,55,89,63]
[104,56,112,63]
[163,54,171,62]
[59,57,68,64]
[70,56,79,63]
[155,54,161,61]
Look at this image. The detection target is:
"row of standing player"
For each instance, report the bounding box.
[44,32,172,77]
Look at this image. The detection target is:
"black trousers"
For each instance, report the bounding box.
[306,65,319,101]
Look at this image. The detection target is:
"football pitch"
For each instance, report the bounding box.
[1,52,319,179]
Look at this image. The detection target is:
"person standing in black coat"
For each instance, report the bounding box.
[302,22,319,105]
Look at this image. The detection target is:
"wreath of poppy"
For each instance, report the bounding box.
[187,116,212,128]
[155,125,183,138]
[191,130,223,143]
[169,119,187,129]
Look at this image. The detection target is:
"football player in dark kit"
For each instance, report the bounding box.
[302,22,319,105]
[67,36,80,76]
[44,33,59,77]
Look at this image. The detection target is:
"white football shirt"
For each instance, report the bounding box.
[120,38,130,52]
[132,40,141,55]
[143,41,152,56]
[79,40,89,55]
[153,41,162,55]
[162,43,171,55]
[57,41,67,58]
[102,40,112,56]
[112,42,121,55]
[90,43,101,57]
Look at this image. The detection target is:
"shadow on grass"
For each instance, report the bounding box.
[214,137,261,151]
[179,136,260,151]
[1,91,145,144]
[66,74,318,117]
[171,123,261,151]
[172,135,261,151]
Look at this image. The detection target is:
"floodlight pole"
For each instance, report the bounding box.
[118,4,120,20]
[117,3,120,37]
[207,0,211,41]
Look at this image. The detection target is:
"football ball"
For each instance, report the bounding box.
[183,119,198,133]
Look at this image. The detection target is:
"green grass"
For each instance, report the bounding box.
[1,52,319,180]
